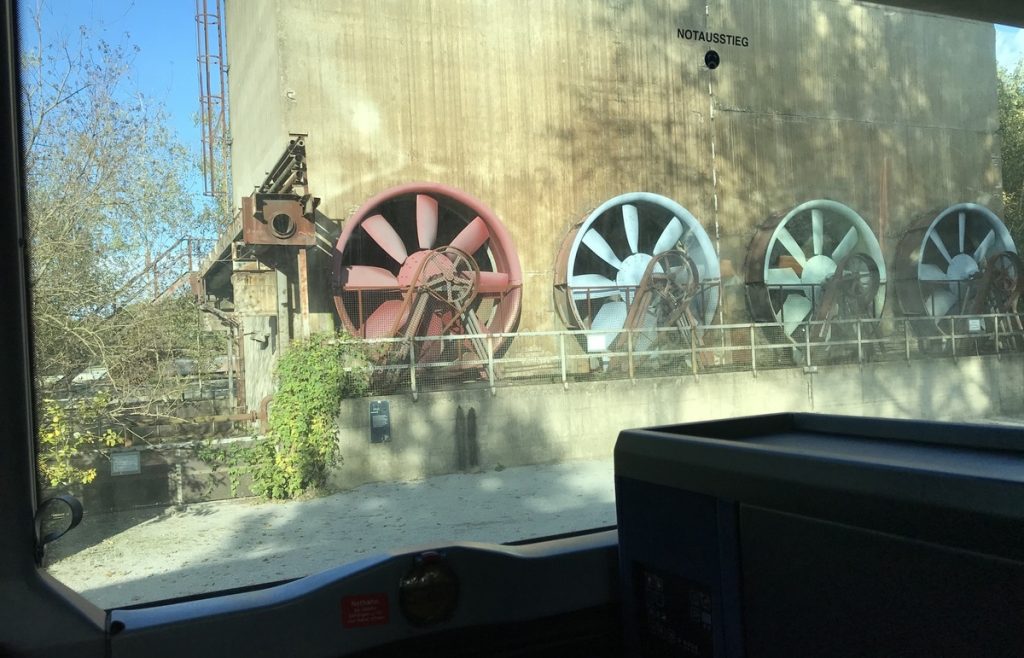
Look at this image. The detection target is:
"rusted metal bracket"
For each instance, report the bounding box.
[241,136,321,246]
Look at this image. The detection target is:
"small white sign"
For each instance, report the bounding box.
[110,450,141,476]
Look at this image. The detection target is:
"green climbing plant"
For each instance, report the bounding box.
[202,333,370,500]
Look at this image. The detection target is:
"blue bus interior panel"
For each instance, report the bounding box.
[614,413,1024,657]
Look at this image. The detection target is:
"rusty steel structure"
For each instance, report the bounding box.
[332,183,523,363]
[119,237,214,306]
[240,137,319,246]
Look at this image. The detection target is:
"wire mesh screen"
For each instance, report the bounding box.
[622,326,694,380]
[750,323,798,370]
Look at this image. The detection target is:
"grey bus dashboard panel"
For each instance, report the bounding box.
[107,531,620,658]
[615,413,1024,657]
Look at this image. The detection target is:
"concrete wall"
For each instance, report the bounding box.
[72,353,1023,511]
[223,0,998,332]
[329,352,1024,489]
[223,0,286,199]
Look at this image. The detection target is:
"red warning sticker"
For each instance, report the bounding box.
[341,593,390,628]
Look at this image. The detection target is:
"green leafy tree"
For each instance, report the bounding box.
[37,394,119,489]
[998,61,1024,242]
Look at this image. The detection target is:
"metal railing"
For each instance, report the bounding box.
[359,313,1024,398]
[117,237,214,306]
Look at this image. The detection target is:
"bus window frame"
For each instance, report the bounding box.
[0,0,1022,656]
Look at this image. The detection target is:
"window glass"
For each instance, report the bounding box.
[23,0,1024,608]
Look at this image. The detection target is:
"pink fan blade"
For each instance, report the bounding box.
[416,195,438,249]
[363,300,409,339]
[342,265,400,289]
[450,217,490,255]
[362,214,408,264]
[475,271,510,294]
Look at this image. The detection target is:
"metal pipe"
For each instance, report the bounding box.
[691,327,698,379]
[559,332,567,390]
[627,329,634,382]
[805,321,812,367]
[235,321,246,412]
[226,326,235,408]
[950,316,957,361]
[750,323,756,377]
[408,341,418,401]
[297,248,310,339]
[856,319,863,364]
[487,334,496,396]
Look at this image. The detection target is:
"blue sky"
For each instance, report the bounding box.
[22,1,203,160]
[997,25,1024,71]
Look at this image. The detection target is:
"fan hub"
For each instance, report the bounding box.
[616,253,655,288]
[947,253,979,281]
[397,250,432,287]
[801,255,838,285]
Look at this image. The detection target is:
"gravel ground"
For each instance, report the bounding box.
[44,458,616,609]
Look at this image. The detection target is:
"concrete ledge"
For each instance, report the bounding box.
[331,354,1024,489]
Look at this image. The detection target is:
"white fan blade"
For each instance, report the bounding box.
[592,301,628,331]
[570,273,617,289]
[582,229,623,269]
[832,227,858,262]
[654,217,685,254]
[587,301,628,352]
[974,230,996,262]
[765,268,802,286]
[958,211,966,254]
[623,204,640,254]
[929,230,953,264]
[924,289,957,317]
[775,227,807,267]
[811,209,824,256]
[781,294,812,337]
[569,274,621,299]
[919,264,949,281]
